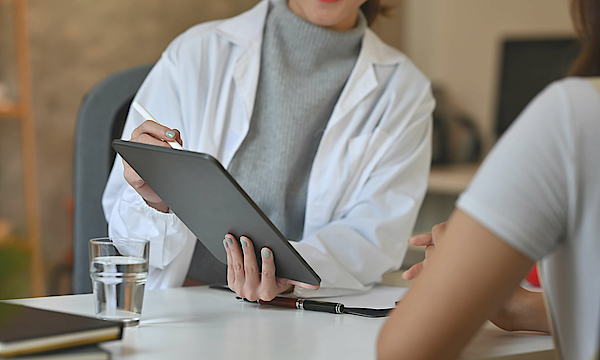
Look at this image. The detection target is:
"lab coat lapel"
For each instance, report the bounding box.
[214,0,269,131]
[305,30,403,232]
[324,30,381,132]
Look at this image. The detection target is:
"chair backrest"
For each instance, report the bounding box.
[72,63,154,294]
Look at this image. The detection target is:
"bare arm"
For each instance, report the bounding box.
[402,223,549,334]
[377,210,534,360]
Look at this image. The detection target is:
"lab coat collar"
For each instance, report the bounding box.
[214,0,269,49]
[214,0,404,64]
[329,29,405,129]
[214,0,406,130]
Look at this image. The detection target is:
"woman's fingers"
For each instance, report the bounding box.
[408,233,433,247]
[287,279,320,290]
[225,234,245,293]
[258,247,280,301]
[129,121,183,148]
[240,236,261,301]
[225,237,235,288]
[224,237,320,301]
[131,120,172,141]
[121,122,182,212]
[402,262,423,280]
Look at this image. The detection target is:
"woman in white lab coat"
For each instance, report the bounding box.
[102,0,434,300]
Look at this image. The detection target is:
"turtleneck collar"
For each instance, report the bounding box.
[264,0,366,71]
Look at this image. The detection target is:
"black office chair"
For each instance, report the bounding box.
[72,63,154,294]
[72,63,227,294]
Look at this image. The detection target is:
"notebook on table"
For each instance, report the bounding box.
[0,302,122,358]
[5,344,110,360]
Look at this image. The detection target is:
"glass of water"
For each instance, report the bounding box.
[89,237,149,327]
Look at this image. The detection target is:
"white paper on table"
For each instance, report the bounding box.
[325,285,408,309]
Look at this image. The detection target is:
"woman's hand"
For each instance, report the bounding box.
[402,222,448,280]
[223,234,319,301]
[123,120,183,212]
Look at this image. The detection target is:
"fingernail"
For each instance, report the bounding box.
[241,239,248,247]
[262,249,271,258]
[223,240,228,249]
[226,237,233,245]
[165,130,176,139]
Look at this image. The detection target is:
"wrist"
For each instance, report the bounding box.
[145,199,169,213]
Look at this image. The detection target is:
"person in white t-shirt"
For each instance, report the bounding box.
[377,0,600,359]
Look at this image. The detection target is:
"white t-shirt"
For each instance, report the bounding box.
[457,77,600,360]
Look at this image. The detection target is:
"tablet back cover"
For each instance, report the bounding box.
[112,140,320,285]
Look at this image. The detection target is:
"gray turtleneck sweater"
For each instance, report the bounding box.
[227,1,365,241]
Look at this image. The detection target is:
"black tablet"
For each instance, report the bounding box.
[112,140,321,286]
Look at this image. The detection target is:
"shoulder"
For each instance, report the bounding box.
[163,20,234,60]
[162,1,268,61]
[363,29,430,87]
[532,77,599,111]
[515,77,600,136]
[551,77,600,119]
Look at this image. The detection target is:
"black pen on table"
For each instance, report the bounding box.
[238,296,345,314]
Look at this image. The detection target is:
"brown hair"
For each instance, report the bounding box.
[569,0,600,76]
[361,0,393,26]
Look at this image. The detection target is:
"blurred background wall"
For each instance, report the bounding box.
[403,0,574,151]
[0,0,573,297]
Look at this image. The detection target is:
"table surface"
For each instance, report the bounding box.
[8,286,556,360]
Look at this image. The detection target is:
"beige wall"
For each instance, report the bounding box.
[402,0,574,150]
[26,0,258,295]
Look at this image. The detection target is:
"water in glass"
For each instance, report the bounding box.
[90,256,148,326]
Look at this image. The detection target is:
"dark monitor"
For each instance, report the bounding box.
[495,38,580,136]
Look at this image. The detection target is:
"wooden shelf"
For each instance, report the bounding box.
[0,0,44,297]
[428,163,480,196]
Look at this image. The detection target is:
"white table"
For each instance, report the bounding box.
[8,286,556,360]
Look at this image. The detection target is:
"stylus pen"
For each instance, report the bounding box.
[257,297,345,315]
[131,101,183,150]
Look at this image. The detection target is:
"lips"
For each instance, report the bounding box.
[318,0,340,3]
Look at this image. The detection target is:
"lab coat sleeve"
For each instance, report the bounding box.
[102,36,197,289]
[292,82,434,298]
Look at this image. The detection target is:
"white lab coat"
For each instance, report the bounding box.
[102,0,434,297]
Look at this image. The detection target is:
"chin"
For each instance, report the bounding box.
[289,0,363,29]
[305,7,355,27]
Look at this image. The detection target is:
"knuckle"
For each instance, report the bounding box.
[141,120,154,129]
[232,262,244,273]
[245,265,258,277]
[261,269,275,281]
